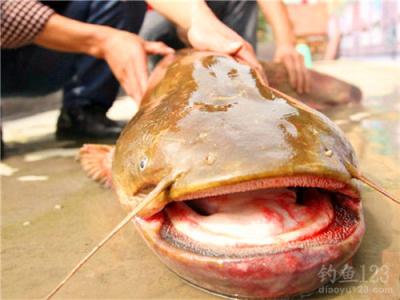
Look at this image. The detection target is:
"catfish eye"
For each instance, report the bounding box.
[139,157,148,171]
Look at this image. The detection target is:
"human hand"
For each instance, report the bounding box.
[99,29,174,105]
[35,14,174,106]
[274,44,310,94]
[186,9,268,85]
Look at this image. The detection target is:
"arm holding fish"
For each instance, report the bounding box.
[258,0,310,93]
[147,0,268,85]
[34,13,174,105]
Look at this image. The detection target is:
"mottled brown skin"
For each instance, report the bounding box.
[112,51,359,216]
[108,51,365,299]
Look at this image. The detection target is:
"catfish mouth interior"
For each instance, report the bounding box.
[140,176,361,258]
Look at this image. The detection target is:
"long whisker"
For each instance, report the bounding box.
[45,174,179,300]
[345,162,399,205]
[269,87,315,113]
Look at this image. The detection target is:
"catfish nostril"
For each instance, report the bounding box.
[139,157,148,171]
[325,149,333,157]
[205,152,216,165]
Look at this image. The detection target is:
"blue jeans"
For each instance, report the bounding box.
[1,1,146,110]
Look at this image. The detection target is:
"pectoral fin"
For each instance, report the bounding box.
[79,144,114,188]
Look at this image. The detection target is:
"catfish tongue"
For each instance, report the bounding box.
[165,188,334,246]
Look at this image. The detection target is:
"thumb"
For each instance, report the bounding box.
[221,41,243,55]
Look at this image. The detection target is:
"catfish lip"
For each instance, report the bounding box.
[138,175,361,253]
[170,174,360,203]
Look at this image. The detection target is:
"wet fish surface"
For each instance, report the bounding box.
[81,50,365,299]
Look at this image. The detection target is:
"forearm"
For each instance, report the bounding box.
[258,0,295,46]
[146,0,216,31]
[34,13,112,58]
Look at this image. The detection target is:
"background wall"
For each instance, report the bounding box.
[258,0,400,60]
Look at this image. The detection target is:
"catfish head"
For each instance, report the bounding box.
[107,51,364,298]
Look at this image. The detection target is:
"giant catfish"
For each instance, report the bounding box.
[71,51,368,298]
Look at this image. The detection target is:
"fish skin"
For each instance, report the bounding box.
[112,50,359,217]
[79,50,365,299]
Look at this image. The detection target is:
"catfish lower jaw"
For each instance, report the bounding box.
[133,177,364,299]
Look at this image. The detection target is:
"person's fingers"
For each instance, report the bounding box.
[121,46,146,105]
[235,43,257,66]
[123,67,142,105]
[131,67,145,104]
[125,84,141,106]
[187,17,245,54]
[124,78,142,106]
[253,63,268,86]
[105,56,141,103]
[237,52,267,85]
[132,46,149,99]
[144,41,175,55]
[304,64,311,94]
[235,44,268,86]
[223,41,243,54]
[282,56,297,91]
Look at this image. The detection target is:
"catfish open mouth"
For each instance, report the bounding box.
[133,175,364,298]
[137,175,362,259]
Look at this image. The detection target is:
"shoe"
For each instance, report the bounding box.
[1,138,4,160]
[56,106,124,140]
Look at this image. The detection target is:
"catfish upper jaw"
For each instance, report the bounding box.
[125,173,360,219]
[170,174,359,203]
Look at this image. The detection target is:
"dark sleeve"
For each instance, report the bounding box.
[1,0,55,48]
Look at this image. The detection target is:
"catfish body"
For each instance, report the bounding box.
[85,51,364,298]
